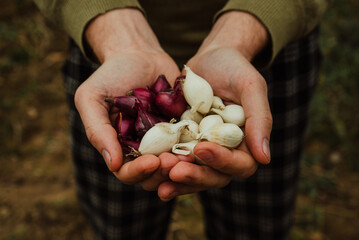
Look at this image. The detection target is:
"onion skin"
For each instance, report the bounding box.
[179,120,199,142]
[172,140,198,156]
[135,101,166,138]
[128,88,157,113]
[105,96,138,118]
[120,139,140,154]
[174,75,185,91]
[155,89,188,118]
[115,113,136,138]
[135,116,149,138]
[151,74,171,94]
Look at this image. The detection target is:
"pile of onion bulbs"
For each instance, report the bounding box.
[105,66,245,161]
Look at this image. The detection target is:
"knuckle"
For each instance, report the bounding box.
[74,84,86,109]
[265,112,273,125]
[85,125,97,145]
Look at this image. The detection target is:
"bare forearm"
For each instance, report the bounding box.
[85,8,162,63]
[199,11,269,61]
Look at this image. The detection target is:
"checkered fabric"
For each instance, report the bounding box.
[62,27,321,239]
[62,41,176,240]
[198,28,321,240]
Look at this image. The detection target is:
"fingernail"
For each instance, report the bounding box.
[262,138,271,163]
[102,149,112,168]
[195,150,213,163]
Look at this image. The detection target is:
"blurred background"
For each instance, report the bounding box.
[0,0,358,239]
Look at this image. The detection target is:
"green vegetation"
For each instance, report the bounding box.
[308,0,359,171]
[294,1,359,238]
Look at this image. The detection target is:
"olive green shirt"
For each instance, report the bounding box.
[34,0,328,67]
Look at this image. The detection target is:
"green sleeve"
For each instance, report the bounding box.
[215,0,329,67]
[33,0,144,58]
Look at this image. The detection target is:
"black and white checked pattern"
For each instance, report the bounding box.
[62,27,321,239]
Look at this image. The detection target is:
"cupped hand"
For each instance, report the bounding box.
[187,46,272,165]
[158,141,257,201]
[74,9,180,185]
[75,50,180,168]
[157,11,273,201]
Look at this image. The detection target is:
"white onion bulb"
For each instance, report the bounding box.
[210,104,245,126]
[182,65,213,114]
[138,121,189,156]
[180,109,203,124]
[198,123,244,148]
[199,115,224,133]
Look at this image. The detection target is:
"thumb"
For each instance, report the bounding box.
[75,86,123,171]
[240,77,272,165]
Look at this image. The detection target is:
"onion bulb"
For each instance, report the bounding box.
[198,123,244,148]
[210,104,245,126]
[182,65,213,114]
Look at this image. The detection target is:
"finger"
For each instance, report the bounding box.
[140,153,179,191]
[140,170,166,191]
[158,153,182,176]
[175,154,195,163]
[157,181,204,202]
[239,74,272,165]
[75,85,123,171]
[169,161,232,187]
[153,55,181,86]
[193,142,258,178]
[114,155,160,185]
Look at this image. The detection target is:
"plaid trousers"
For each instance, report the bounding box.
[62,28,321,240]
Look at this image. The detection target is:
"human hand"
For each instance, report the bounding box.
[74,9,180,183]
[157,11,273,201]
[115,153,193,191]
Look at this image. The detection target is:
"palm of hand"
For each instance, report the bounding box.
[74,50,180,173]
[79,50,180,99]
[187,47,266,104]
[153,47,272,201]
[186,46,272,164]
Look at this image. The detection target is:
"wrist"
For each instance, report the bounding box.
[85,8,162,63]
[200,11,269,61]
